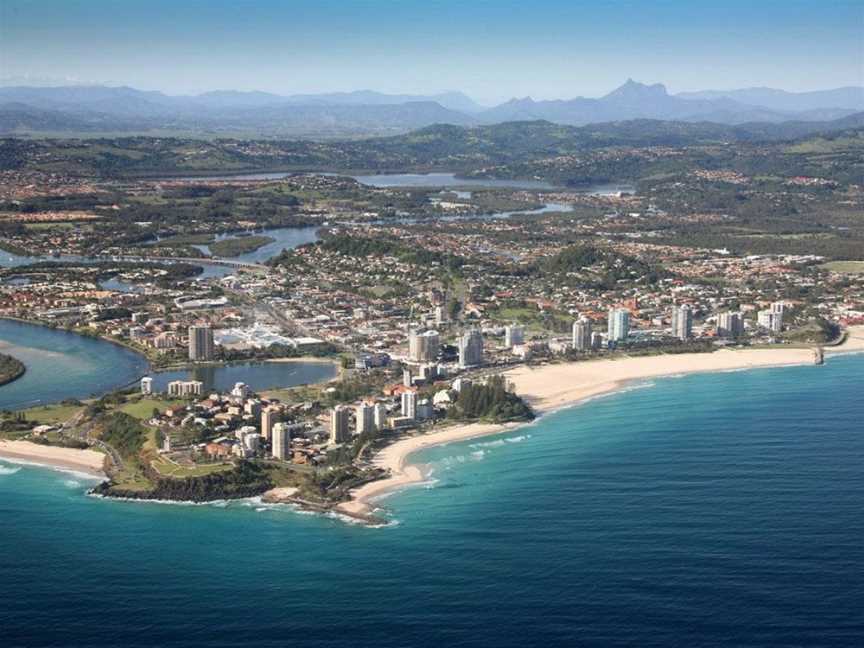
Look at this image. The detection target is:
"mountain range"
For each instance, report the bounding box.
[1,80,861,137]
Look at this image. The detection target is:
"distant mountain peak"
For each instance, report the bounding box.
[503,96,536,106]
[604,79,669,101]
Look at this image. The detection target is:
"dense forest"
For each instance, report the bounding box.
[319,233,466,271]
[538,245,667,287]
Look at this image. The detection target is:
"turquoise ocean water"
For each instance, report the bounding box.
[2,354,863,647]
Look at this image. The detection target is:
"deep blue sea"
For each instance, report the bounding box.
[2,354,863,647]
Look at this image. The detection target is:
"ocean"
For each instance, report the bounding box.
[2,354,863,647]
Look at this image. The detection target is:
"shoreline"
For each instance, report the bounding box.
[0,440,107,478]
[339,328,864,518]
[3,327,862,514]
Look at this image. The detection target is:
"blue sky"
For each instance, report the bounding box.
[1,0,862,103]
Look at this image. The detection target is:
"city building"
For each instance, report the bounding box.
[408,329,440,363]
[416,399,435,421]
[717,312,744,339]
[271,422,290,460]
[607,308,630,342]
[231,382,249,400]
[329,405,351,444]
[261,407,279,441]
[418,363,438,381]
[671,304,693,340]
[758,309,783,333]
[504,325,524,349]
[188,325,214,361]
[458,328,484,368]
[167,380,204,398]
[140,376,153,395]
[572,317,592,351]
[373,402,388,430]
[434,306,446,326]
[152,332,177,350]
[355,402,376,435]
[401,390,418,419]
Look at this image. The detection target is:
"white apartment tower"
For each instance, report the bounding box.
[401,391,418,420]
[329,405,351,444]
[671,304,693,341]
[758,309,783,333]
[458,329,484,368]
[572,318,592,351]
[408,329,440,363]
[717,312,744,339]
[607,308,630,342]
[373,403,388,430]
[504,325,524,349]
[355,402,376,435]
[271,422,290,460]
[260,407,279,441]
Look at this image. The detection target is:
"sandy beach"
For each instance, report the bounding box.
[339,327,864,517]
[0,440,106,477]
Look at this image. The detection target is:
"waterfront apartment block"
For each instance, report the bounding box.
[188,325,215,361]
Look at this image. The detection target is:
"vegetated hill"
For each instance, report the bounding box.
[1,113,861,179]
[0,102,99,132]
[375,113,864,154]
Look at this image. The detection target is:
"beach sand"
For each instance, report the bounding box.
[339,328,864,517]
[0,440,106,477]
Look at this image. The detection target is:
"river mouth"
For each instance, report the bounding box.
[0,319,336,411]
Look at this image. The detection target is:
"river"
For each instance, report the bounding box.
[1,172,628,273]
[164,170,634,194]
[0,319,336,410]
[191,225,321,263]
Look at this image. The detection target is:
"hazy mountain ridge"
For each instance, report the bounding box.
[676,86,864,112]
[1,80,861,137]
[479,79,864,125]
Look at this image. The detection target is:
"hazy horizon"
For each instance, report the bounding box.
[1,75,861,105]
[2,0,862,105]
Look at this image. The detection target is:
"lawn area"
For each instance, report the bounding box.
[821,260,864,274]
[20,403,84,425]
[119,397,185,420]
[151,456,234,478]
[260,384,321,402]
[108,465,154,491]
[25,222,79,230]
[492,305,572,333]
